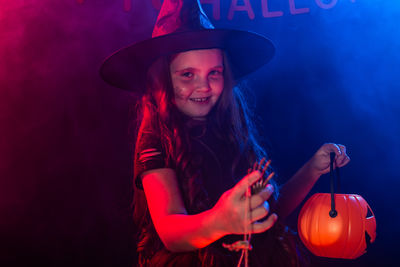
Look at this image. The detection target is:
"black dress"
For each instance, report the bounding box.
[133,119,302,266]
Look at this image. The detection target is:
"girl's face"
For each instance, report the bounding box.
[170,49,224,120]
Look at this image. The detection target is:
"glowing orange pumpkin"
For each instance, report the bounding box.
[298,193,376,259]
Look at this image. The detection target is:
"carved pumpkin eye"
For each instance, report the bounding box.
[298,193,377,259]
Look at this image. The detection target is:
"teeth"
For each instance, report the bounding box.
[191,97,208,102]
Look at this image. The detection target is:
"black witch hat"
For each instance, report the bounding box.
[100,0,275,92]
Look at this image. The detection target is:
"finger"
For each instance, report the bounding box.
[338,144,346,154]
[250,201,270,222]
[335,145,344,166]
[323,143,341,156]
[232,171,262,199]
[337,154,351,167]
[251,213,278,234]
[250,184,274,209]
[336,144,349,166]
[331,143,342,156]
[324,143,342,167]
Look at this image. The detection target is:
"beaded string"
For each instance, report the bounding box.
[223,158,274,267]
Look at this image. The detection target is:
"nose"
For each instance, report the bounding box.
[194,76,211,92]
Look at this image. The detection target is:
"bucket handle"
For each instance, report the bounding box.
[329,152,341,218]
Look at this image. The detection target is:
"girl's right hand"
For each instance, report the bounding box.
[212,171,278,236]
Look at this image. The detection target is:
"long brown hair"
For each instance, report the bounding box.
[132,49,287,264]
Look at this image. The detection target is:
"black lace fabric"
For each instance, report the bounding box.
[133,119,306,266]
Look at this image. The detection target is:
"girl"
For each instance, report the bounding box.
[100,0,350,266]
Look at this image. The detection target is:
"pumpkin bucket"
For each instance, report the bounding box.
[298,153,376,259]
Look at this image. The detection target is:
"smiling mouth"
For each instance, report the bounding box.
[190,97,210,102]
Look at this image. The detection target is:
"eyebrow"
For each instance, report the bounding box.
[173,65,224,73]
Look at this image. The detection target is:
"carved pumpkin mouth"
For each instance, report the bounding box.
[298,193,376,259]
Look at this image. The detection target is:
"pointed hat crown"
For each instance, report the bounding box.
[152,0,214,37]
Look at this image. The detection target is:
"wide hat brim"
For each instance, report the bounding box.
[100,29,275,92]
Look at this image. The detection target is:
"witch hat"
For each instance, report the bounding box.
[100,0,275,92]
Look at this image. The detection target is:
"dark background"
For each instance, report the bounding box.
[1,0,399,266]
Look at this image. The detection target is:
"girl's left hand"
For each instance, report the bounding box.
[308,143,350,176]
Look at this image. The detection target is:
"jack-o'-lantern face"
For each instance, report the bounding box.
[298,193,376,259]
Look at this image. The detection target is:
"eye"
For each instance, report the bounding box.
[181,71,193,78]
[209,69,223,77]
